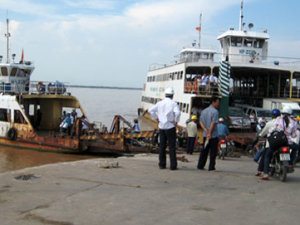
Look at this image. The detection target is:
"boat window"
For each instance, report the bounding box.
[14,110,27,124]
[231,37,237,46]
[180,71,183,79]
[0,108,9,122]
[237,37,242,47]
[186,104,189,113]
[201,53,209,59]
[1,67,8,76]
[227,38,230,46]
[10,67,18,76]
[244,39,253,47]
[17,69,25,77]
[259,39,264,48]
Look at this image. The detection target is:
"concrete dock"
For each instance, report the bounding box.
[1,153,300,225]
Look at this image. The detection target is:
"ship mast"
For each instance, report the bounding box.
[5,18,11,63]
[198,13,202,48]
[239,0,244,31]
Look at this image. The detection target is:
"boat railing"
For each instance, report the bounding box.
[30,81,70,95]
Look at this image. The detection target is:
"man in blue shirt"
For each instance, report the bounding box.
[217,117,229,139]
[197,96,219,171]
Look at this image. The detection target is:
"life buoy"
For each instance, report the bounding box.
[7,128,17,140]
[36,82,44,93]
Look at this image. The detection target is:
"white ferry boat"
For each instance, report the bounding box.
[141,0,300,128]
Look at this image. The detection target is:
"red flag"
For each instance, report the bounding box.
[196,26,201,31]
[21,49,24,62]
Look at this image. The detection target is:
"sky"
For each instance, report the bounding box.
[0,0,299,88]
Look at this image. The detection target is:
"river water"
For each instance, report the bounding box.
[0,88,142,173]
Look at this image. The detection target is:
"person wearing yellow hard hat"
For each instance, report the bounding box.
[186,115,198,154]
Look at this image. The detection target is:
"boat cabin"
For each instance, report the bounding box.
[180,48,216,63]
[0,62,34,94]
[217,29,269,64]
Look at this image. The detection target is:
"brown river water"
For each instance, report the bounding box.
[0,87,142,172]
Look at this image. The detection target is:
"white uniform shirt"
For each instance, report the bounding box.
[209,74,216,84]
[149,97,181,129]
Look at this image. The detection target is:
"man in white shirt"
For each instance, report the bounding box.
[149,87,181,170]
[209,73,217,94]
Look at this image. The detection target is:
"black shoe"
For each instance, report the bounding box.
[159,166,166,169]
[197,167,204,170]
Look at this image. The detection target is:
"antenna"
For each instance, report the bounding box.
[5,17,11,63]
[239,0,244,31]
[198,13,202,49]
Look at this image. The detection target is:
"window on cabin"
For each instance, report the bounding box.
[17,69,25,77]
[231,37,237,46]
[183,103,186,112]
[0,108,9,122]
[202,53,209,59]
[237,37,243,47]
[244,39,253,47]
[14,110,27,124]
[10,67,18,76]
[1,67,8,76]
[259,39,264,48]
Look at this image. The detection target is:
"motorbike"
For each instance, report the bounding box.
[269,146,293,182]
[218,137,235,160]
[218,139,227,160]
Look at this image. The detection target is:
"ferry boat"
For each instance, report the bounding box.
[0,18,155,153]
[141,0,300,128]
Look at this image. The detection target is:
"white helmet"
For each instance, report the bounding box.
[282,105,293,115]
[165,87,174,96]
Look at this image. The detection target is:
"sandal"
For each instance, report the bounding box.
[255,171,262,176]
[261,175,269,180]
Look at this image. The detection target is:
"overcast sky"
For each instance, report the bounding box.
[0,0,299,88]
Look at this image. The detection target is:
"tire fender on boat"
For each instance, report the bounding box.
[7,128,17,140]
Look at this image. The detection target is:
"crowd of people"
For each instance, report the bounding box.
[59,109,90,136]
[149,87,299,179]
[186,73,218,95]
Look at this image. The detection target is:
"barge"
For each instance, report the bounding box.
[0,19,156,153]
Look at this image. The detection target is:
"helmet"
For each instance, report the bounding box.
[218,117,224,122]
[271,109,281,117]
[191,115,197,120]
[165,87,174,96]
[282,105,293,115]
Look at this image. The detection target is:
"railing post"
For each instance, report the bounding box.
[289,71,293,98]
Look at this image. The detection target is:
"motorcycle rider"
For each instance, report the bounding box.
[255,109,281,176]
[217,117,229,139]
[262,106,297,180]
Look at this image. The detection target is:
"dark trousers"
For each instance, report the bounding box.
[197,137,218,170]
[186,137,196,154]
[159,127,177,170]
[257,148,266,172]
[264,143,298,174]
